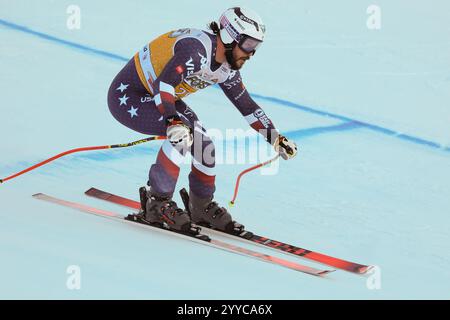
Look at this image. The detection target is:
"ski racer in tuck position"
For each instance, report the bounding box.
[107,7,298,234]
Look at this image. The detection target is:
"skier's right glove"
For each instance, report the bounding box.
[165,115,193,148]
[274,134,298,160]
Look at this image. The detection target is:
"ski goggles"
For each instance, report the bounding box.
[237,35,263,54]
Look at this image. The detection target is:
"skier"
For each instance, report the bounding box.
[107,7,298,234]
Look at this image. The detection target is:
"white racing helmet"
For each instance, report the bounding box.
[219,7,266,55]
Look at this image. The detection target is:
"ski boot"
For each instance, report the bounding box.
[179,188,250,236]
[130,186,199,235]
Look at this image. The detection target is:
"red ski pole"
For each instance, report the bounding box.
[0,136,166,184]
[229,154,280,207]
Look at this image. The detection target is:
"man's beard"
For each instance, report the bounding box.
[230,57,248,71]
[228,57,241,70]
[225,46,247,70]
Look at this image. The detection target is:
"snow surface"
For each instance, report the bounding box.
[1,0,449,299]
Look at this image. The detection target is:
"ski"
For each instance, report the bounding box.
[85,187,373,274]
[33,193,333,277]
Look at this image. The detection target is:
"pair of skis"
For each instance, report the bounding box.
[33,187,373,278]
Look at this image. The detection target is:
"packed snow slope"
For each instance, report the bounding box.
[1,0,449,299]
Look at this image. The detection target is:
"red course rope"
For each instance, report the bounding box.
[0,136,165,184]
[229,154,280,206]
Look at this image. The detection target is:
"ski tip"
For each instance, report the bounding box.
[32,193,44,198]
[358,265,375,274]
[319,269,336,276]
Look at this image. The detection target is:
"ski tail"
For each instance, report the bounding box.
[33,193,122,218]
[85,187,141,210]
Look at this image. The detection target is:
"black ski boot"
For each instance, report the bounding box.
[180,189,247,235]
[136,186,193,233]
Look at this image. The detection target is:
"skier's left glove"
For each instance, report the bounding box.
[165,115,193,148]
[273,134,298,160]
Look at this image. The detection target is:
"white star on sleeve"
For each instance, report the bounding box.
[116,83,129,92]
[127,106,139,118]
[118,94,129,106]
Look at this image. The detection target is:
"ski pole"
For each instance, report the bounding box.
[229,154,280,207]
[0,136,166,184]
